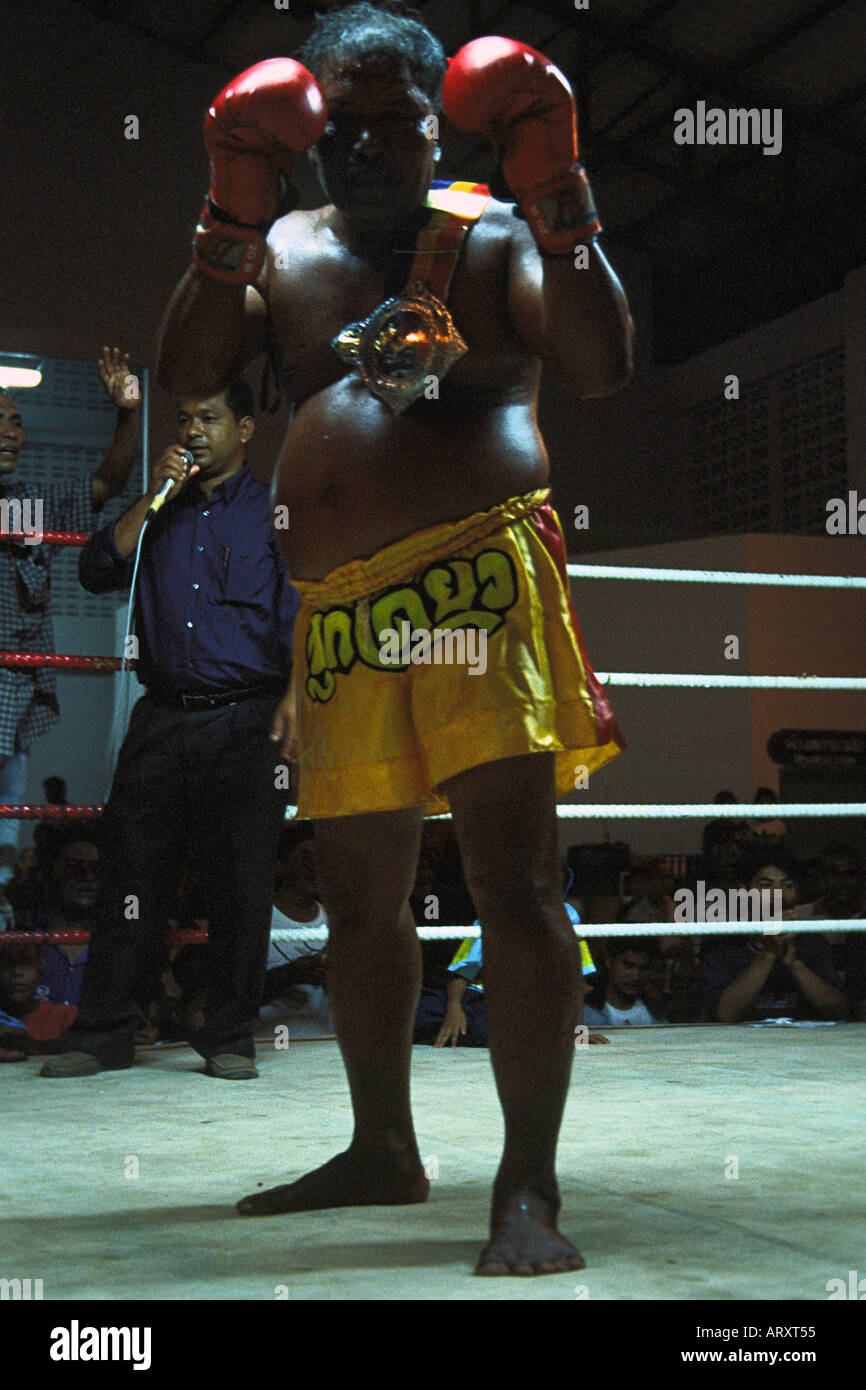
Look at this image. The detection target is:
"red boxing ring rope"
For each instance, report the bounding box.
[0,653,125,671]
[1,531,91,546]
[0,928,209,946]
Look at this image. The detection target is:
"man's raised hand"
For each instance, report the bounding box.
[97,346,140,410]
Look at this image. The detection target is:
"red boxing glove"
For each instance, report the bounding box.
[442,37,600,256]
[194,58,327,285]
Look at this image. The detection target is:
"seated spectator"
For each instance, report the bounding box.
[416,867,597,1047]
[412,823,478,991]
[749,786,787,844]
[643,935,705,1023]
[584,937,665,1026]
[8,827,62,917]
[265,822,328,986]
[797,854,824,905]
[700,850,846,1023]
[408,843,437,923]
[149,943,212,1043]
[416,947,490,1049]
[5,846,39,918]
[43,776,67,805]
[138,859,212,1046]
[736,844,801,919]
[261,823,331,1034]
[809,844,866,922]
[806,844,866,1022]
[14,828,100,1008]
[418,821,476,928]
[0,942,76,1060]
[701,818,750,890]
[32,820,61,873]
[618,856,676,923]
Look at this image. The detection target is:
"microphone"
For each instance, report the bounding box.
[147,450,194,516]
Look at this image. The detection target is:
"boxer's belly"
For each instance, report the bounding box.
[275,375,549,580]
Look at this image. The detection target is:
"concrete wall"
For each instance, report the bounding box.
[5,1,862,540]
[562,532,866,859]
[23,612,123,828]
[746,534,866,793]
[4,0,863,863]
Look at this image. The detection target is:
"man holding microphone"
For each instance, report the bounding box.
[41,379,300,1080]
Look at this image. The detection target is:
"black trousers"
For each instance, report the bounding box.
[70,691,288,1065]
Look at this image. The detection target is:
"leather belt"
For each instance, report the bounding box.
[148,682,283,712]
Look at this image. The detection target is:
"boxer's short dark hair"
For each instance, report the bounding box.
[299,1,447,109]
[223,377,255,423]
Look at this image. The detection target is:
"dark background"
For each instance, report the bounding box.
[4,0,865,546]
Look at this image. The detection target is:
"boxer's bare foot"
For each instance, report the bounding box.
[237,1136,430,1215]
[476,1181,585,1276]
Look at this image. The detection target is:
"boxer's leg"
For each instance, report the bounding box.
[444,751,585,1276]
[237,805,430,1214]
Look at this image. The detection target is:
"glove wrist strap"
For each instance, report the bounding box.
[518,163,601,255]
[192,199,267,285]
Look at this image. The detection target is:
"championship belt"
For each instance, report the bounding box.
[331,180,490,415]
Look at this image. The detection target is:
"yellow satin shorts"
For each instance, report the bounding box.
[292,489,624,818]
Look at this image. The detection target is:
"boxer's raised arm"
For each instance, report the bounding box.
[158,58,326,397]
[443,36,633,398]
[507,228,633,399]
[157,275,267,398]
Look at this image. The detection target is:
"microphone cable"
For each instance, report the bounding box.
[104,452,192,795]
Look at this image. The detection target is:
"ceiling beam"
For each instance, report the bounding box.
[586,0,687,74]
[818,77,866,118]
[70,0,233,72]
[187,0,247,56]
[727,0,853,76]
[616,138,785,240]
[593,70,675,143]
[526,1,866,166]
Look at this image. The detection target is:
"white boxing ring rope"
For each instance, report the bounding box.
[568,564,866,589]
[547,803,866,818]
[422,803,866,820]
[595,674,866,690]
[270,919,866,944]
[276,556,865,949]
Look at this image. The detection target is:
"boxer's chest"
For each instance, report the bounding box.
[265,218,508,405]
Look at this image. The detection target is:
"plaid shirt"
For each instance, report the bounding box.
[0,475,96,756]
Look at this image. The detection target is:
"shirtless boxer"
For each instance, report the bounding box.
[158,2,632,1276]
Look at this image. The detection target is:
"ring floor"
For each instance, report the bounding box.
[2,1026,863,1301]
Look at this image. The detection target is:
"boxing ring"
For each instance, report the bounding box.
[1,533,864,1300]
